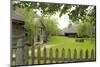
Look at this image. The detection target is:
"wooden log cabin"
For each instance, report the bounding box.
[11,10,46,47]
[61,24,78,37]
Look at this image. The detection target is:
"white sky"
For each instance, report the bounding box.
[52,13,70,30]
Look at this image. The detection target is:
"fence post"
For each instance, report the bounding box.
[43,47,46,64]
[49,48,53,63]
[32,45,35,64]
[16,39,24,65]
[74,48,77,61]
[91,49,94,60]
[67,48,71,61]
[55,48,59,63]
[85,49,88,60]
[62,48,65,62]
[37,47,41,64]
[23,44,29,65]
[80,49,83,60]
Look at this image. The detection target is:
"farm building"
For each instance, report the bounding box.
[61,24,78,37]
[11,9,46,47]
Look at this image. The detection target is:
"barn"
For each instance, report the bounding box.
[61,24,78,37]
[11,9,46,47]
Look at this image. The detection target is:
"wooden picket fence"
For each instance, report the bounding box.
[11,44,96,66]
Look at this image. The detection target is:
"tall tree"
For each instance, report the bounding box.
[44,17,60,41]
[14,7,41,45]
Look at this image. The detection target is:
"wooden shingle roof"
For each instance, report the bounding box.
[62,24,78,33]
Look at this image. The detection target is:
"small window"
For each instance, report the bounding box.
[37,35,40,42]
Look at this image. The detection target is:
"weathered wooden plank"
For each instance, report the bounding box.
[49,48,53,63]
[80,49,83,60]
[12,48,16,66]
[55,48,59,63]
[67,48,71,61]
[62,48,65,62]
[91,49,94,60]
[16,39,24,65]
[74,48,77,60]
[23,44,29,65]
[43,47,46,64]
[85,49,88,59]
[37,47,41,64]
[32,46,35,64]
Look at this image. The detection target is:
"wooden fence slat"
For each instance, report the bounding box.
[74,48,77,60]
[62,48,65,62]
[55,48,59,63]
[85,49,88,59]
[49,48,53,63]
[32,46,35,64]
[37,47,41,64]
[24,45,29,65]
[80,49,83,60]
[12,48,16,65]
[91,49,94,60]
[16,39,24,65]
[67,48,71,61]
[43,47,46,64]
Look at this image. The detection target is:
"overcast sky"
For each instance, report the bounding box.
[52,13,70,30]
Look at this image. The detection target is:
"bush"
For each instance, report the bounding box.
[75,38,84,42]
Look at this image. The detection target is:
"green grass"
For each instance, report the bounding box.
[45,36,96,58]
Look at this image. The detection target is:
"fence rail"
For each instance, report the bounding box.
[11,45,96,66]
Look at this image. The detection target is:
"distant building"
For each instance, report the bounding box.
[60,24,78,37]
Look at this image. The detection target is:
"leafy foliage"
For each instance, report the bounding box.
[12,1,96,39]
[14,7,42,44]
[44,17,60,36]
[77,23,95,38]
[12,1,96,24]
[13,6,60,43]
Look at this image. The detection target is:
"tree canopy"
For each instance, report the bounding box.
[12,1,96,24]
[12,1,96,38]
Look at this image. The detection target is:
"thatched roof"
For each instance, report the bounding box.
[11,8,24,21]
[62,24,78,34]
